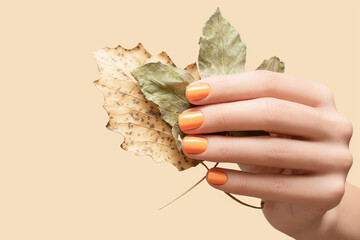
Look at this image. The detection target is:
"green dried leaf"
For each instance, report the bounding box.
[256,56,285,73]
[131,62,197,152]
[172,123,185,152]
[131,62,196,127]
[198,7,247,78]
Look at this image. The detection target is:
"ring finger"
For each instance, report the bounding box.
[181,135,345,172]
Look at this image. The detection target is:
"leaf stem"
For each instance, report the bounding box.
[213,161,263,209]
[158,175,206,210]
[158,161,212,210]
[224,192,264,209]
[159,161,263,210]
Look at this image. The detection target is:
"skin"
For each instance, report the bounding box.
[180,70,360,239]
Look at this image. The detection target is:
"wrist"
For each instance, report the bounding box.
[293,182,360,240]
[292,206,339,240]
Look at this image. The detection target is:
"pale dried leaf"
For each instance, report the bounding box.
[94,43,199,171]
[184,62,201,80]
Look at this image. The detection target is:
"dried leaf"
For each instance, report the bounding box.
[93,7,288,210]
[198,7,247,78]
[131,62,196,127]
[93,9,286,173]
[228,131,269,137]
[171,123,185,152]
[131,62,198,153]
[184,62,201,80]
[197,9,287,139]
[228,55,286,138]
[93,43,199,171]
[256,56,285,73]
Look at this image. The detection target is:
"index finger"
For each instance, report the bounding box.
[185,70,334,108]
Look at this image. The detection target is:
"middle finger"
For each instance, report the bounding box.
[178,97,325,139]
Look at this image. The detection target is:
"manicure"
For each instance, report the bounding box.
[207,169,228,185]
[186,83,210,101]
[183,136,208,154]
[178,111,204,131]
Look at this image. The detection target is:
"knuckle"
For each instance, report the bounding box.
[327,178,345,202]
[236,172,249,193]
[217,103,234,127]
[262,98,286,126]
[311,175,345,207]
[321,114,353,141]
[339,149,353,171]
[217,137,234,161]
[221,74,233,97]
[264,138,288,164]
[257,70,278,95]
[269,176,287,195]
[320,85,335,104]
[328,147,354,171]
[340,117,353,140]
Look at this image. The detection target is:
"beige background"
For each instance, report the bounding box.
[1,0,359,239]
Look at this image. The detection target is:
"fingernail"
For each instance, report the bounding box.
[183,136,208,154]
[207,169,228,185]
[178,111,204,131]
[186,83,210,101]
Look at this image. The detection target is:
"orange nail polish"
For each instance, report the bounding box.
[178,111,204,131]
[207,170,228,185]
[183,136,208,154]
[186,83,210,101]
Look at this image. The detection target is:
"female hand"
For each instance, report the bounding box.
[178,70,357,239]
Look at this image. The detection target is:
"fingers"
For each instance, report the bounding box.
[186,70,335,108]
[179,97,326,139]
[181,135,351,172]
[206,168,345,204]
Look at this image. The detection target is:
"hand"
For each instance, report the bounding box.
[178,70,355,239]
